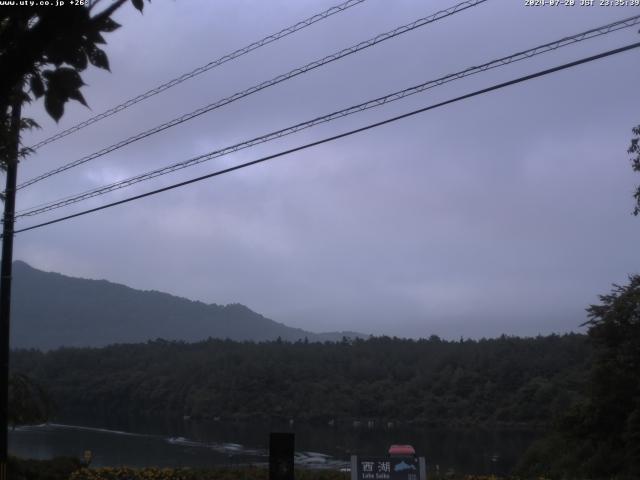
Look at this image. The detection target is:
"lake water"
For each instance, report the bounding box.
[9,417,539,476]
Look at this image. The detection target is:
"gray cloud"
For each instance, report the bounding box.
[11,0,640,339]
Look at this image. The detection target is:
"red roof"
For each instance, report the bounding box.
[388,445,415,456]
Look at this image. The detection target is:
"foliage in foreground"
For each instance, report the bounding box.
[69,467,513,480]
[629,124,640,215]
[1,0,151,175]
[69,466,345,480]
[8,456,82,480]
[7,459,525,480]
[8,373,52,427]
[517,275,640,480]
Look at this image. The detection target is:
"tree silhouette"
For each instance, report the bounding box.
[519,276,640,479]
[0,0,150,473]
[629,125,640,216]
[8,373,52,428]
[1,0,150,154]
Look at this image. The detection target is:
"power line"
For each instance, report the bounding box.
[27,0,368,151]
[11,41,640,236]
[16,13,638,216]
[16,0,487,191]
[16,14,640,219]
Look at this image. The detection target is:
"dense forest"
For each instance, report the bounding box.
[11,334,589,428]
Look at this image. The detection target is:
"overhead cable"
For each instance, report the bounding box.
[17,0,487,191]
[27,0,369,151]
[16,14,640,219]
[11,41,640,236]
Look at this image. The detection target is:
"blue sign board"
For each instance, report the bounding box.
[351,456,426,480]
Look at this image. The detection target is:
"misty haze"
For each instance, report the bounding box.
[1,0,639,479]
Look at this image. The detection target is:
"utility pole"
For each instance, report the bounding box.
[0,94,22,480]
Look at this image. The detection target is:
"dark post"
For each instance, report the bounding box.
[0,96,22,480]
[269,432,294,480]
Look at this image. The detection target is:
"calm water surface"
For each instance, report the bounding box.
[9,417,539,475]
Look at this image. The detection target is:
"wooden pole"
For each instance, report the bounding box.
[0,94,22,480]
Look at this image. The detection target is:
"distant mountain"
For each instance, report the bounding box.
[10,261,366,350]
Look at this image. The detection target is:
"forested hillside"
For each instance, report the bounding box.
[11,261,363,348]
[11,334,590,427]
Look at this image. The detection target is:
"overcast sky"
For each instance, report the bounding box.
[12,0,640,339]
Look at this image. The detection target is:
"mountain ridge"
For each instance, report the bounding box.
[10,260,367,349]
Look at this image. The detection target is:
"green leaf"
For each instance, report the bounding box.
[19,90,32,104]
[41,68,89,116]
[19,146,36,160]
[45,41,67,66]
[44,93,64,122]
[68,89,88,108]
[30,74,44,98]
[100,17,121,33]
[44,68,84,99]
[88,46,109,71]
[20,118,41,131]
[86,30,106,45]
[52,67,85,90]
[131,0,144,12]
[67,47,88,71]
